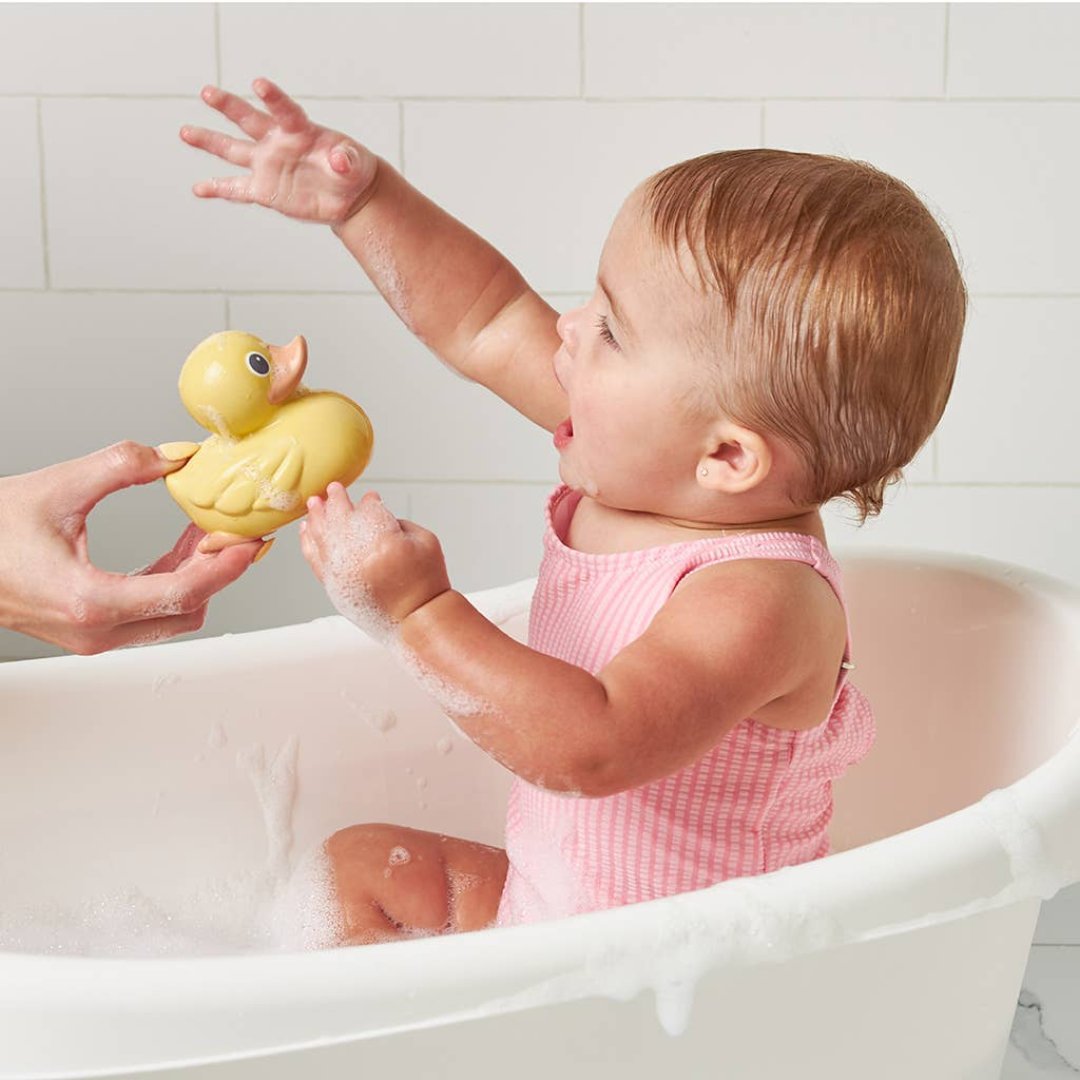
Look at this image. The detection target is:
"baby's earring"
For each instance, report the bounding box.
[699,466,709,478]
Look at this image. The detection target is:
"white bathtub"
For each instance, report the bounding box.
[1,549,1079,1080]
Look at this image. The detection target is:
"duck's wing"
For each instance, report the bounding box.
[186,437,305,516]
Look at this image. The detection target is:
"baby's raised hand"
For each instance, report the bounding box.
[181,78,379,225]
[300,483,451,641]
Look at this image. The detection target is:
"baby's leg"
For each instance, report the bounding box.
[325,823,508,945]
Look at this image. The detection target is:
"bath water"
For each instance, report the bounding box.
[0,732,344,959]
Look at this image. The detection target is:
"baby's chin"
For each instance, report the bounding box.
[557,460,600,500]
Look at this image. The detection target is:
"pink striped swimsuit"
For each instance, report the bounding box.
[495,485,875,926]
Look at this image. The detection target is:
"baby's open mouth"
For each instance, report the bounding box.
[554,417,574,449]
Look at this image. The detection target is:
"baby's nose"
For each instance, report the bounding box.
[556,307,580,351]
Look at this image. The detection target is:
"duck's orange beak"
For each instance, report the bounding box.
[267,335,308,404]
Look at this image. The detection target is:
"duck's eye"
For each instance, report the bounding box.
[247,352,270,376]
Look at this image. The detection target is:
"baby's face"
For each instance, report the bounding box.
[552,189,718,513]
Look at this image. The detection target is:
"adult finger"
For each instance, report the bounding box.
[179,124,255,168]
[88,541,262,626]
[46,441,191,519]
[199,84,271,140]
[140,523,205,575]
[252,77,310,134]
[105,605,210,652]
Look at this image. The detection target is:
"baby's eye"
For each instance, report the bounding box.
[595,315,621,352]
[247,352,271,376]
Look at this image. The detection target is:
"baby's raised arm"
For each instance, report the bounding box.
[182,79,566,432]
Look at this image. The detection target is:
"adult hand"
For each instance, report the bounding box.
[180,77,380,225]
[0,441,264,655]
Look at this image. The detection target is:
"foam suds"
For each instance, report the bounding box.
[338,689,397,733]
[123,628,172,649]
[151,672,181,696]
[973,787,1065,901]
[321,502,400,645]
[237,737,299,882]
[319,496,496,720]
[141,587,186,619]
[201,409,235,441]
[363,231,414,334]
[388,637,494,719]
[0,737,347,958]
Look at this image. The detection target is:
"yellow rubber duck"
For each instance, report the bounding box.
[164,330,373,548]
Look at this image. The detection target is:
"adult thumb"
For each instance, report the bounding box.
[59,440,199,516]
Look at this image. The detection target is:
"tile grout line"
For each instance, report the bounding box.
[3,92,1079,105]
[2,287,1080,300]
[942,3,951,98]
[34,97,51,289]
[579,3,586,98]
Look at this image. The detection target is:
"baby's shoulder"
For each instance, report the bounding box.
[669,553,848,730]
[673,552,842,635]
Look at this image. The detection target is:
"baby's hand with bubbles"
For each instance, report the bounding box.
[300,483,451,641]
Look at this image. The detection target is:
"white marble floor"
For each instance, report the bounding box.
[1001,882,1080,1077]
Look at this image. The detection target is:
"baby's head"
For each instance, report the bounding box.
[646,148,966,521]
[555,149,966,524]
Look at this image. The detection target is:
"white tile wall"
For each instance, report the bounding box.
[0,99,44,288]
[0,4,215,95]
[219,3,581,99]
[2,3,1079,1027]
[0,291,226,473]
[227,293,558,483]
[585,3,947,99]
[825,482,1080,588]
[765,101,1080,295]
[403,100,760,292]
[937,297,1080,484]
[949,4,1080,100]
[42,97,400,291]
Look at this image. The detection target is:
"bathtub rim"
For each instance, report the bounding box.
[1,547,1078,1074]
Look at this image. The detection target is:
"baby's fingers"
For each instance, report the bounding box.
[356,490,402,536]
[298,520,325,583]
[199,84,271,140]
[323,481,356,525]
[252,77,310,135]
[180,124,254,168]
[192,175,257,203]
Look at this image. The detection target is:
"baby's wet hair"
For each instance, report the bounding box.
[645,149,967,521]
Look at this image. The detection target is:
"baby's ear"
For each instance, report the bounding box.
[696,422,772,494]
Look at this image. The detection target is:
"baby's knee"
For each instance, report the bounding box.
[325,823,452,936]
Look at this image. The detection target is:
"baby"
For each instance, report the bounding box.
[182,79,966,943]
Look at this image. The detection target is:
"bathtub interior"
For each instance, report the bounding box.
[0,551,1077,958]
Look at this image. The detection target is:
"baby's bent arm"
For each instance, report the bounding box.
[399,561,822,796]
[335,162,567,432]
